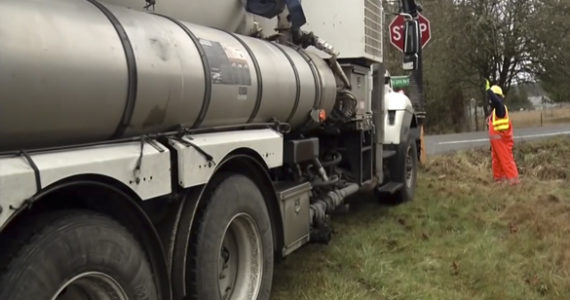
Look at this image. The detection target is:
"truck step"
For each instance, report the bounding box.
[383,150,397,159]
[377,182,404,194]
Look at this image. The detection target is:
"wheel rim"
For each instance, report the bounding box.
[218,213,263,300]
[405,144,415,187]
[51,272,128,300]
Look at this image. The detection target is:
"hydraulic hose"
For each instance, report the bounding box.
[309,183,360,226]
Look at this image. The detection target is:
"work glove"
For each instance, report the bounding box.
[485,79,490,91]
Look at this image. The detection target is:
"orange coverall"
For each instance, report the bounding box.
[488,108,519,184]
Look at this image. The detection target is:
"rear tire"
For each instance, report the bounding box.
[0,210,158,300]
[380,135,418,203]
[189,173,274,300]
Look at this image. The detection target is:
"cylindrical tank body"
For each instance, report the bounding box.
[0,0,336,151]
[102,0,249,33]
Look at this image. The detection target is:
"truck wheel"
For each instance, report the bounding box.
[385,135,418,203]
[189,173,273,300]
[0,210,158,300]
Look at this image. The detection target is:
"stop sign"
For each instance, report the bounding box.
[389,13,431,52]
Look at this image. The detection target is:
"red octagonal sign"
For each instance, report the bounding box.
[389,13,431,52]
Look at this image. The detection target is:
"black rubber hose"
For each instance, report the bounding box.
[321,152,342,167]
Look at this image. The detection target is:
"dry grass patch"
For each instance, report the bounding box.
[271,137,570,300]
[510,107,570,128]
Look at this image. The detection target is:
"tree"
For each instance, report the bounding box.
[452,0,552,115]
[382,0,569,132]
[506,85,532,110]
[533,0,570,102]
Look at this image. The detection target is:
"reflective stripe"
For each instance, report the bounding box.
[492,106,510,131]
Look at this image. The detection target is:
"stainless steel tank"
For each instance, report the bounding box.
[101,0,250,33]
[0,0,336,150]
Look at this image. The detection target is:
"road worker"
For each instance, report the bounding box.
[486,80,519,185]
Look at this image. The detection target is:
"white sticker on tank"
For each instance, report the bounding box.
[225,47,247,61]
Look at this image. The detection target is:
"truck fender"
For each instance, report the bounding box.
[0,175,172,300]
[384,109,416,145]
[402,113,420,143]
[383,88,416,145]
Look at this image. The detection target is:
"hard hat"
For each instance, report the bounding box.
[490,85,504,97]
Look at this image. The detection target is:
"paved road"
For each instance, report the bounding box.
[425,124,570,155]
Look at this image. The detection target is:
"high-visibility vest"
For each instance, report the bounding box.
[492,105,510,131]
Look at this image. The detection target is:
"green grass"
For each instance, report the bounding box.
[271,137,570,300]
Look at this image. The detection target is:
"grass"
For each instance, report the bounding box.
[510,107,570,128]
[271,137,570,300]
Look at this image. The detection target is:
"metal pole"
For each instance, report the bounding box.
[412,23,425,117]
[371,63,385,184]
[412,16,426,163]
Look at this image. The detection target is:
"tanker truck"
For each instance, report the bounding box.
[0,0,424,299]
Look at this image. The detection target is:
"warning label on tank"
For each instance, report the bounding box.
[200,39,251,86]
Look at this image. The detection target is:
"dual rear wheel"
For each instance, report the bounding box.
[189,173,274,300]
[0,173,273,300]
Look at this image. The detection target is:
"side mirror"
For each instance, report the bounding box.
[402,20,420,70]
[404,20,420,55]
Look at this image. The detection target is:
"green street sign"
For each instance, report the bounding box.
[391,76,410,89]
